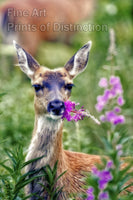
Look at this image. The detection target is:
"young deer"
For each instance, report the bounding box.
[13,40,101,199]
[1,0,95,55]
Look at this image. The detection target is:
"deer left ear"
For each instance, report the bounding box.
[64,41,92,79]
[13,40,40,79]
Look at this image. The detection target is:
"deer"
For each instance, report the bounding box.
[13,40,133,199]
[1,0,96,55]
[13,40,103,199]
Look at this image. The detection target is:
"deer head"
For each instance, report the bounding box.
[13,40,92,119]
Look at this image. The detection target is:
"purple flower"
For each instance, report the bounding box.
[97,95,102,101]
[100,115,106,122]
[103,89,113,100]
[98,179,107,190]
[99,191,109,200]
[92,166,113,190]
[106,111,116,123]
[110,87,117,97]
[110,76,123,95]
[92,167,99,176]
[62,111,72,122]
[91,162,113,199]
[110,76,120,85]
[113,115,125,125]
[95,94,109,112]
[95,103,104,112]
[64,100,76,112]
[114,106,121,113]
[104,111,125,125]
[98,170,113,190]
[117,150,123,156]
[116,144,122,151]
[63,100,100,124]
[106,160,113,169]
[116,144,123,156]
[86,187,95,200]
[117,96,125,106]
[72,110,84,122]
[113,83,123,95]
[99,78,108,88]
[98,170,113,182]
[96,75,125,126]
[62,100,77,121]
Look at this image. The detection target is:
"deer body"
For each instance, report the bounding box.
[0,0,95,55]
[14,41,102,199]
[25,112,101,198]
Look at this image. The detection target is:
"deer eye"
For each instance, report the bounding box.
[65,84,74,91]
[32,84,43,92]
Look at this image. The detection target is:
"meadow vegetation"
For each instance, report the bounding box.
[0,0,133,199]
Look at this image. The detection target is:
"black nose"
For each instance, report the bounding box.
[47,100,65,116]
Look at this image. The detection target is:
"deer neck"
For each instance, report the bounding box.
[26,115,64,170]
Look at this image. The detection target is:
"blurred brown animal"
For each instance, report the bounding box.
[0,0,95,55]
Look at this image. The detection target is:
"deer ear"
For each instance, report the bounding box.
[64,41,92,79]
[13,40,40,79]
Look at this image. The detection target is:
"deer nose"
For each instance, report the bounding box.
[47,100,65,116]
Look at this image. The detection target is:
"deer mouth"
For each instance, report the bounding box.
[47,99,65,118]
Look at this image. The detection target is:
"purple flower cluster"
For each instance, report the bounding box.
[62,100,100,124]
[99,192,109,200]
[86,187,94,200]
[116,144,123,156]
[92,161,113,190]
[62,100,85,122]
[95,76,125,125]
[86,161,113,200]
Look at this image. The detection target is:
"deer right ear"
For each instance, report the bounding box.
[13,40,40,79]
[64,41,92,79]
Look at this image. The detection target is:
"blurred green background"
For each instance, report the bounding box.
[0,0,133,157]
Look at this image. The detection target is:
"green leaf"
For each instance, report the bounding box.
[0,92,6,97]
[15,169,41,188]
[0,162,13,174]
[119,163,133,180]
[38,182,51,194]
[5,149,17,167]
[45,165,53,185]
[55,170,67,184]
[52,161,58,180]
[14,174,44,194]
[120,182,133,193]
[53,186,64,199]
[22,155,45,169]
